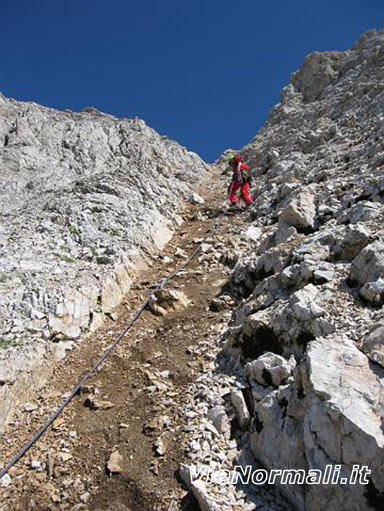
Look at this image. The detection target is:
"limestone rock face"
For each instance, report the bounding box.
[249,337,384,511]
[291,51,341,102]
[304,338,384,510]
[217,28,384,511]
[0,95,207,429]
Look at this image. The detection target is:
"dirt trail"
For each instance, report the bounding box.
[0,175,251,511]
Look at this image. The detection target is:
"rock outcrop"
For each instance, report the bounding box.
[214,28,384,511]
[0,95,208,429]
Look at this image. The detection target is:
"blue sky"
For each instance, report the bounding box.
[1,1,383,162]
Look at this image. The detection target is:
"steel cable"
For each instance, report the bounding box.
[0,202,228,481]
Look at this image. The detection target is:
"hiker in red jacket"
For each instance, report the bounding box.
[226,154,253,207]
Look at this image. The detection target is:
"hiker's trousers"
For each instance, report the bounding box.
[228,180,253,206]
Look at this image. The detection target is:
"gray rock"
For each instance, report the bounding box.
[244,225,262,242]
[189,193,205,205]
[340,201,383,225]
[332,224,372,261]
[250,336,384,511]
[360,278,384,304]
[207,406,231,437]
[190,480,221,511]
[250,381,273,403]
[245,352,296,388]
[179,464,221,511]
[107,450,123,474]
[289,284,325,322]
[312,263,335,283]
[350,240,384,284]
[349,240,384,303]
[230,389,251,428]
[218,28,384,511]
[279,190,316,231]
[291,51,339,102]
[361,324,384,367]
[274,222,298,245]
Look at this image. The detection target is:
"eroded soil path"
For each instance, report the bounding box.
[0,179,249,511]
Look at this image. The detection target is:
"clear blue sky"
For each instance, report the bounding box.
[1,1,383,162]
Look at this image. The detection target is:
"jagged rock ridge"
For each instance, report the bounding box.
[216,29,384,511]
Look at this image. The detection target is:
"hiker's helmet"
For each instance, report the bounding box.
[227,154,243,164]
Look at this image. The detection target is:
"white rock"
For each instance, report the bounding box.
[244,225,262,242]
[189,193,205,205]
[230,389,250,429]
[207,406,231,436]
[350,240,384,304]
[0,473,12,488]
[179,464,221,511]
[245,352,296,388]
[361,324,384,367]
[279,190,316,230]
[107,450,123,474]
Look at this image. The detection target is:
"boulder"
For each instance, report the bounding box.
[350,240,384,284]
[279,190,316,231]
[179,464,221,511]
[207,406,231,437]
[189,193,205,205]
[349,240,384,303]
[332,224,372,261]
[250,336,384,511]
[340,201,383,225]
[360,278,384,305]
[274,222,298,245]
[312,262,335,283]
[148,288,190,316]
[230,389,251,428]
[289,284,325,322]
[272,284,335,355]
[244,352,296,388]
[361,324,384,367]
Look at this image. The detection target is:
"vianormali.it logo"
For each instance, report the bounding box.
[190,464,371,486]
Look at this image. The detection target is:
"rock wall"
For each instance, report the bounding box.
[218,29,384,510]
[0,95,208,429]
